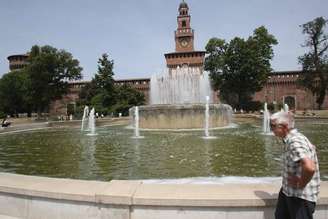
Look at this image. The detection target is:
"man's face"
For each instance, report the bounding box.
[270,120,288,138]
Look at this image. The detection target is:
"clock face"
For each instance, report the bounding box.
[180,39,188,47]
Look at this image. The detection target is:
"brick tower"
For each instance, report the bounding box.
[164,0,205,72]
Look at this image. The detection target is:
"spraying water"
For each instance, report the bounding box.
[150,66,212,104]
[87,108,97,136]
[135,106,140,137]
[81,106,89,131]
[263,103,271,134]
[205,96,210,137]
[283,103,294,127]
[202,96,217,139]
[132,66,232,130]
[132,106,144,139]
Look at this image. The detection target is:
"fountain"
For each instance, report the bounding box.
[86,108,97,136]
[262,103,271,134]
[202,96,217,139]
[283,103,294,127]
[132,106,144,139]
[131,66,232,130]
[150,67,211,104]
[81,106,89,131]
[205,96,210,137]
[284,103,289,112]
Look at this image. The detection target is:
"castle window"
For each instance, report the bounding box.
[182,20,186,27]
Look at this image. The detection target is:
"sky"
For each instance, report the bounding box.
[0,0,327,80]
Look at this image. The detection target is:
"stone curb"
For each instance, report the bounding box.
[0,173,328,207]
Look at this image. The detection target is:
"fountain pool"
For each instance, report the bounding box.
[0,118,328,182]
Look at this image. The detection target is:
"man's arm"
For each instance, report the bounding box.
[288,157,315,189]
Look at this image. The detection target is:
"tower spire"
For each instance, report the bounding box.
[179,0,189,11]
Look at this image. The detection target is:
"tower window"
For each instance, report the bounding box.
[182,20,186,27]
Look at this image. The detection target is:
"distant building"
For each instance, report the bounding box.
[7,54,29,71]
[49,78,152,117]
[164,1,205,72]
[5,1,328,114]
[253,71,328,110]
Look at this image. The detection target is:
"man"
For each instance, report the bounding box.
[270,111,320,219]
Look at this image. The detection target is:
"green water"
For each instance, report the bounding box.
[0,119,327,181]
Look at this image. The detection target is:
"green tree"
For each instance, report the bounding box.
[94,53,115,94]
[112,84,145,116]
[0,70,30,116]
[205,26,278,109]
[79,53,145,116]
[79,53,116,113]
[298,17,328,109]
[90,93,112,114]
[26,45,82,117]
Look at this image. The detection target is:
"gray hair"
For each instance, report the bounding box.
[270,111,295,129]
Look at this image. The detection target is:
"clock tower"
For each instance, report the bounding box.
[175,0,194,52]
[165,0,205,71]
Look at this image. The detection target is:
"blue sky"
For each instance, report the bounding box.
[0,0,327,80]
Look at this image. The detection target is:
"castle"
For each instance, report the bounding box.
[6,1,328,115]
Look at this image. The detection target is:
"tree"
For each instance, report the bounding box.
[205,26,278,109]
[26,45,82,117]
[94,53,115,94]
[0,70,30,116]
[79,53,116,114]
[298,17,328,109]
[79,53,145,116]
[112,84,145,116]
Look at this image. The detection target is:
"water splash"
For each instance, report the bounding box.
[150,66,212,104]
[202,96,217,139]
[132,106,144,139]
[262,103,271,134]
[81,106,89,131]
[86,108,98,136]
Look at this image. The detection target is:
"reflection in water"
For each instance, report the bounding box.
[79,135,97,179]
[0,119,327,181]
[202,138,214,176]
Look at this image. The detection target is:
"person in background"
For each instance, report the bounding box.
[270,111,320,219]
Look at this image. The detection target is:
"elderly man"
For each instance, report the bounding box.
[270,111,320,219]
